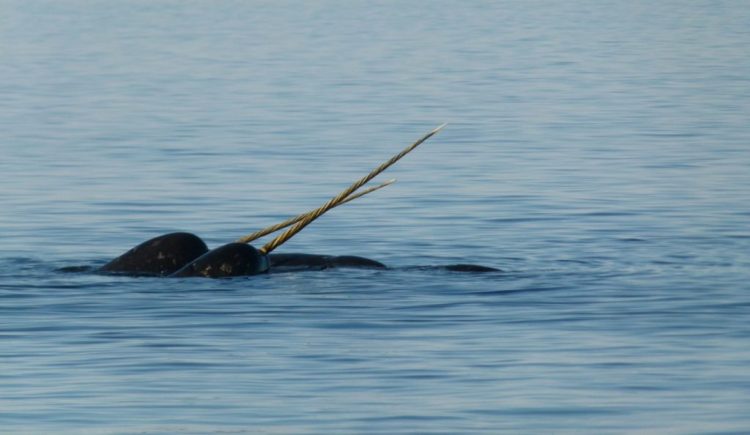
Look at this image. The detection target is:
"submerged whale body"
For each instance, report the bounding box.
[98,232,500,278]
[269,253,386,271]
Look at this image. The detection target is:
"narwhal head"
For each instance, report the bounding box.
[169,243,269,278]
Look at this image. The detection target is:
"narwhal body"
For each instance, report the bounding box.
[100,232,389,278]
[99,232,497,278]
[100,232,209,276]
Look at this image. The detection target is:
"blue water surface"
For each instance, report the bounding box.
[2,1,750,433]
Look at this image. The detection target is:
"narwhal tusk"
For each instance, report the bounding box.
[235,178,396,244]
[259,124,447,254]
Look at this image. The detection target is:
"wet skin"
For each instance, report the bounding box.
[268,253,386,271]
[171,243,269,278]
[100,232,209,276]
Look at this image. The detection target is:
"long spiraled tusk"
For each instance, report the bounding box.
[235,178,396,244]
[259,124,446,254]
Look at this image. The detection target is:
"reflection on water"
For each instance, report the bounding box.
[1,0,749,433]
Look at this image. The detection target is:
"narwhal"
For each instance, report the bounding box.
[100,180,395,277]
[99,125,499,278]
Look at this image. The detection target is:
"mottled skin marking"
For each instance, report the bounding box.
[170,243,268,278]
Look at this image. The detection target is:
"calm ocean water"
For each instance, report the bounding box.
[2,1,750,433]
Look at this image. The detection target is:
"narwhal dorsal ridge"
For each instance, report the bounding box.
[100,232,208,276]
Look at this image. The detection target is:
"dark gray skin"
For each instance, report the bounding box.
[100,232,209,276]
[269,253,386,271]
[406,264,500,273]
[98,232,500,278]
[170,243,269,278]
